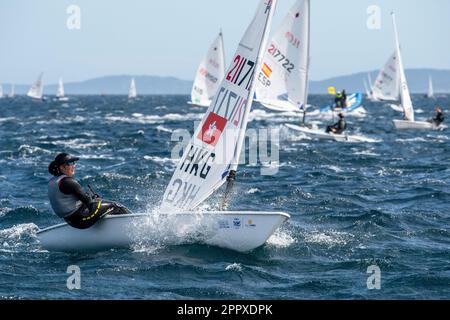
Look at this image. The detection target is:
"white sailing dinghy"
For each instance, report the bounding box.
[254,0,376,142]
[128,77,137,100]
[56,78,69,102]
[371,52,400,104]
[0,84,3,99]
[38,0,289,253]
[189,31,226,107]
[254,0,309,113]
[390,13,439,130]
[426,76,434,99]
[8,84,15,98]
[27,72,44,101]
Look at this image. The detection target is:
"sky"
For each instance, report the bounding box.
[1,0,450,84]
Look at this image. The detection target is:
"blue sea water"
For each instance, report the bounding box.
[0,94,449,300]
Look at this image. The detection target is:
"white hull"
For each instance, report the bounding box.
[286,124,379,143]
[187,101,210,108]
[393,120,440,130]
[37,211,290,253]
[57,97,69,102]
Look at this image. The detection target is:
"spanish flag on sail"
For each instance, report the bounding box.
[262,63,272,78]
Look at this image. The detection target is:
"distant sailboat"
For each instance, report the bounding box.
[8,84,15,98]
[391,13,439,130]
[254,0,310,113]
[0,84,3,99]
[27,73,44,101]
[56,78,69,102]
[128,78,137,99]
[371,52,400,102]
[189,31,226,107]
[426,76,434,99]
[363,78,372,99]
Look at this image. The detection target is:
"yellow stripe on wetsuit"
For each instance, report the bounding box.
[82,200,102,221]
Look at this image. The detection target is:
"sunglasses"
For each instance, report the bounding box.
[65,162,77,167]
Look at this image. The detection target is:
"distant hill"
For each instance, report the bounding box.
[309,69,450,94]
[12,75,192,95]
[9,69,450,95]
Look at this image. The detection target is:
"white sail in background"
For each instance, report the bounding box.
[9,84,15,98]
[0,84,3,98]
[368,72,374,89]
[27,73,44,100]
[427,76,434,98]
[161,0,277,211]
[255,0,310,113]
[371,52,400,101]
[129,78,137,99]
[57,78,65,98]
[392,13,414,121]
[363,79,370,98]
[190,32,226,107]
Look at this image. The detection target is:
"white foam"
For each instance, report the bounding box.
[143,155,177,164]
[51,139,108,149]
[395,137,427,142]
[304,230,354,247]
[0,117,15,123]
[267,229,296,248]
[247,188,260,194]
[0,223,39,251]
[105,113,203,124]
[156,125,173,133]
[225,263,243,272]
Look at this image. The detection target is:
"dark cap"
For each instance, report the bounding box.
[339,113,344,118]
[54,153,79,166]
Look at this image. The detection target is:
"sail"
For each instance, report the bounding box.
[161,0,277,211]
[9,84,14,98]
[191,32,226,107]
[27,73,44,100]
[255,0,310,113]
[57,78,65,98]
[392,13,414,121]
[129,78,137,99]
[367,72,374,89]
[371,52,400,101]
[363,79,370,98]
[0,84,3,98]
[427,76,434,98]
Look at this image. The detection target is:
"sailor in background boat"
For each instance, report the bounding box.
[334,90,347,110]
[326,113,347,134]
[48,153,130,229]
[427,106,444,127]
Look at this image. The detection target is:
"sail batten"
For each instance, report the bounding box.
[161,0,277,212]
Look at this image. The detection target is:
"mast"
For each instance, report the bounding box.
[221,0,278,209]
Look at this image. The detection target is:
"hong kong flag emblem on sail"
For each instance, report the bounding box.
[197,112,228,147]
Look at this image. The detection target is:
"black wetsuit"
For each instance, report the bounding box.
[326,119,347,134]
[59,176,130,229]
[432,112,444,126]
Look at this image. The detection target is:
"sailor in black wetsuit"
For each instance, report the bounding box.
[326,113,347,134]
[428,106,444,126]
[48,153,130,229]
